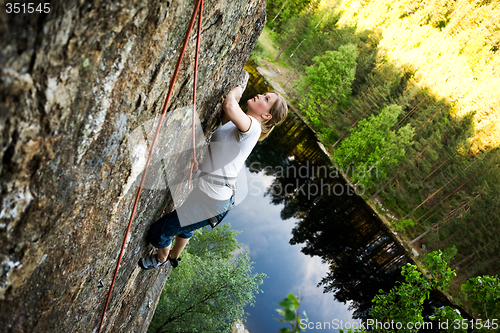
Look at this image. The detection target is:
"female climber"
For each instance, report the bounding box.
[139,85,288,270]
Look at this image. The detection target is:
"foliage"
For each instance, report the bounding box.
[251,28,280,62]
[334,104,415,189]
[255,0,500,316]
[429,306,467,333]
[461,275,500,320]
[265,0,318,32]
[367,251,454,332]
[393,218,417,232]
[276,293,308,333]
[421,250,456,291]
[338,251,499,333]
[298,44,358,145]
[441,245,457,262]
[339,251,461,333]
[186,224,240,260]
[147,226,265,333]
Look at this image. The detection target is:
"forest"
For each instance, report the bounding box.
[255,0,500,311]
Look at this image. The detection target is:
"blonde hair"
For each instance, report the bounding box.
[259,91,288,141]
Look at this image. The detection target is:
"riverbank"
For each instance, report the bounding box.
[252,56,411,246]
[249,55,472,318]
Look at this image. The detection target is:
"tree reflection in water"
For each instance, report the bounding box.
[245,110,408,320]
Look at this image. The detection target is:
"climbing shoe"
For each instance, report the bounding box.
[139,254,168,270]
[168,255,181,268]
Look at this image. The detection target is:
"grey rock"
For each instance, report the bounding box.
[0,0,266,332]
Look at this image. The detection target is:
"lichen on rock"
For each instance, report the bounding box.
[0,0,266,332]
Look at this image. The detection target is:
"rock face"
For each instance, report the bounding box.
[0,0,266,332]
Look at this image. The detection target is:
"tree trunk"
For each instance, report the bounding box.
[403,178,455,220]
[274,31,297,61]
[371,148,426,198]
[409,224,437,246]
[403,157,480,220]
[421,157,449,182]
[396,100,422,126]
[271,0,289,26]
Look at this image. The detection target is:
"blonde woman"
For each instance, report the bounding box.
[140,86,288,270]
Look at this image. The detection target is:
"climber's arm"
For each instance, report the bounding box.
[222,86,251,132]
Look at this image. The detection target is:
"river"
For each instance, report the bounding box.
[223,60,461,333]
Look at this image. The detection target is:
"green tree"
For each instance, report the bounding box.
[334,104,415,189]
[429,306,466,332]
[461,275,500,320]
[265,0,318,32]
[338,251,500,333]
[340,250,462,333]
[186,224,241,260]
[298,44,358,144]
[368,250,456,332]
[147,226,266,333]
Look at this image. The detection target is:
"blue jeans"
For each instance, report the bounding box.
[147,187,234,248]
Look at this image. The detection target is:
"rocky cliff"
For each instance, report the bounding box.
[0,0,266,332]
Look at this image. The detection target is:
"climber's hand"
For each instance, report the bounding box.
[228,85,243,101]
[222,85,249,131]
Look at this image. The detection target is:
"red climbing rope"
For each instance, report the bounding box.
[98,0,204,332]
[189,0,204,187]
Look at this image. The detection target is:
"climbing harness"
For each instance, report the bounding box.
[194,170,236,228]
[97,0,204,331]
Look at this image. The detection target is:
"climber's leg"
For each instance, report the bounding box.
[140,186,232,270]
[157,246,171,263]
[165,219,210,267]
[146,209,180,249]
[169,235,189,259]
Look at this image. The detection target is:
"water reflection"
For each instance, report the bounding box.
[227,170,356,333]
[245,109,408,320]
[231,60,460,332]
